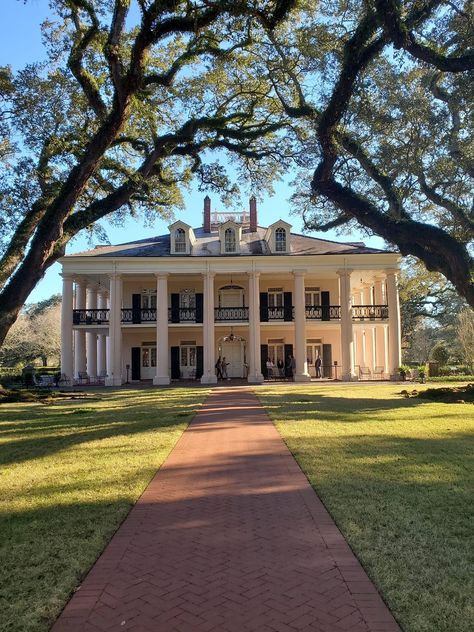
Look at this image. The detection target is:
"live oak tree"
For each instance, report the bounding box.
[0,0,296,346]
[256,0,474,307]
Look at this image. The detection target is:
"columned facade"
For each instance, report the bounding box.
[60,274,74,381]
[386,269,402,377]
[154,273,170,385]
[247,271,264,384]
[293,270,311,382]
[201,272,218,384]
[86,287,98,380]
[60,202,401,386]
[338,269,355,381]
[97,292,107,377]
[105,274,123,386]
[74,280,87,378]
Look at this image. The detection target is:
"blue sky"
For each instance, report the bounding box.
[1,0,384,304]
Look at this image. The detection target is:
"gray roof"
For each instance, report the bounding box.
[68,226,390,258]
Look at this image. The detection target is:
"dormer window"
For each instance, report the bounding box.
[219,220,242,254]
[225,227,236,253]
[175,228,186,253]
[265,220,292,254]
[169,220,195,255]
[275,227,287,252]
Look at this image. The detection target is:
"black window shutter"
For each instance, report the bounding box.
[131,347,141,380]
[132,293,141,324]
[321,291,330,321]
[322,343,332,378]
[196,346,204,379]
[284,343,294,378]
[196,293,203,323]
[260,292,268,322]
[260,344,269,378]
[284,292,293,321]
[171,293,180,323]
[171,346,180,379]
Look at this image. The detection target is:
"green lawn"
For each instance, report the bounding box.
[0,387,207,632]
[257,383,474,632]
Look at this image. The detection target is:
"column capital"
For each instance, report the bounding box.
[202,271,216,279]
[247,270,260,279]
[337,268,353,277]
[154,272,169,279]
[60,272,74,280]
[384,268,399,277]
[292,269,307,277]
[108,272,122,280]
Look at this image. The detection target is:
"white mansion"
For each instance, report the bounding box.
[59,197,402,385]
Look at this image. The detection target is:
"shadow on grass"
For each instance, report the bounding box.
[0,389,202,466]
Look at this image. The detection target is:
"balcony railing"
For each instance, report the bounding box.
[72,303,389,325]
[73,309,110,325]
[352,305,389,320]
[215,306,249,321]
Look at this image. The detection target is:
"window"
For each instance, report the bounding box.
[180,288,196,308]
[175,228,186,253]
[224,227,236,253]
[275,227,287,252]
[142,346,157,368]
[306,339,322,368]
[142,292,157,309]
[305,287,320,307]
[268,288,283,307]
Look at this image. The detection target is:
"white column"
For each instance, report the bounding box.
[374,277,387,371]
[386,269,402,377]
[154,273,170,385]
[105,274,123,386]
[337,269,355,381]
[60,274,74,381]
[247,271,264,383]
[86,287,98,379]
[96,292,107,377]
[74,280,87,378]
[201,272,217,384]
[293,270,311,381]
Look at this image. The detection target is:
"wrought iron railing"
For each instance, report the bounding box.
[169,307,197,323]
[215,306,249,321]
[73,303,388,325]
[305,305,342,320]
[73,309,109,325]
[352,305,388,320]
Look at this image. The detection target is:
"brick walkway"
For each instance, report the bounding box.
[52,388,401,632]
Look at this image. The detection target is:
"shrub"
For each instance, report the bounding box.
[430,342,449,365]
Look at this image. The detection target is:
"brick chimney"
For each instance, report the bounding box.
[249,195,257,232]
[203,195,211,233]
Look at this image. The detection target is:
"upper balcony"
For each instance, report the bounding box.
[72,304,388,325]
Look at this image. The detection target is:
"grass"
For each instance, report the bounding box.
[0,387,208,632]
[257,382,474,632]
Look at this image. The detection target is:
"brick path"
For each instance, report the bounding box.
[52,388,401,632]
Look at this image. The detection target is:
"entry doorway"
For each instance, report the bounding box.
[218,338,246,378]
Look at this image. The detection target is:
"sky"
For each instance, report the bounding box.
[1,0,385,305]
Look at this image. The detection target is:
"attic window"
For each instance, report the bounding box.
[175,228,186,253]
[224,227,236,253]
[275,227,287,252]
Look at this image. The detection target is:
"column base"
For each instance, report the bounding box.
[201,374,218,385]
[294,373,311,382]
[105,376,123,386]
[153,375,170,385]
[247,373,264,384]
[341,373,357,382]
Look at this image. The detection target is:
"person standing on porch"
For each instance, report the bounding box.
[215,357,223,380]
[290,355,296,380]
[315,354,322,378]
[221,357,230,380]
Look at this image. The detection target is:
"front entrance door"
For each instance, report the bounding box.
[220,340,245,378]
[141,345,156,379]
